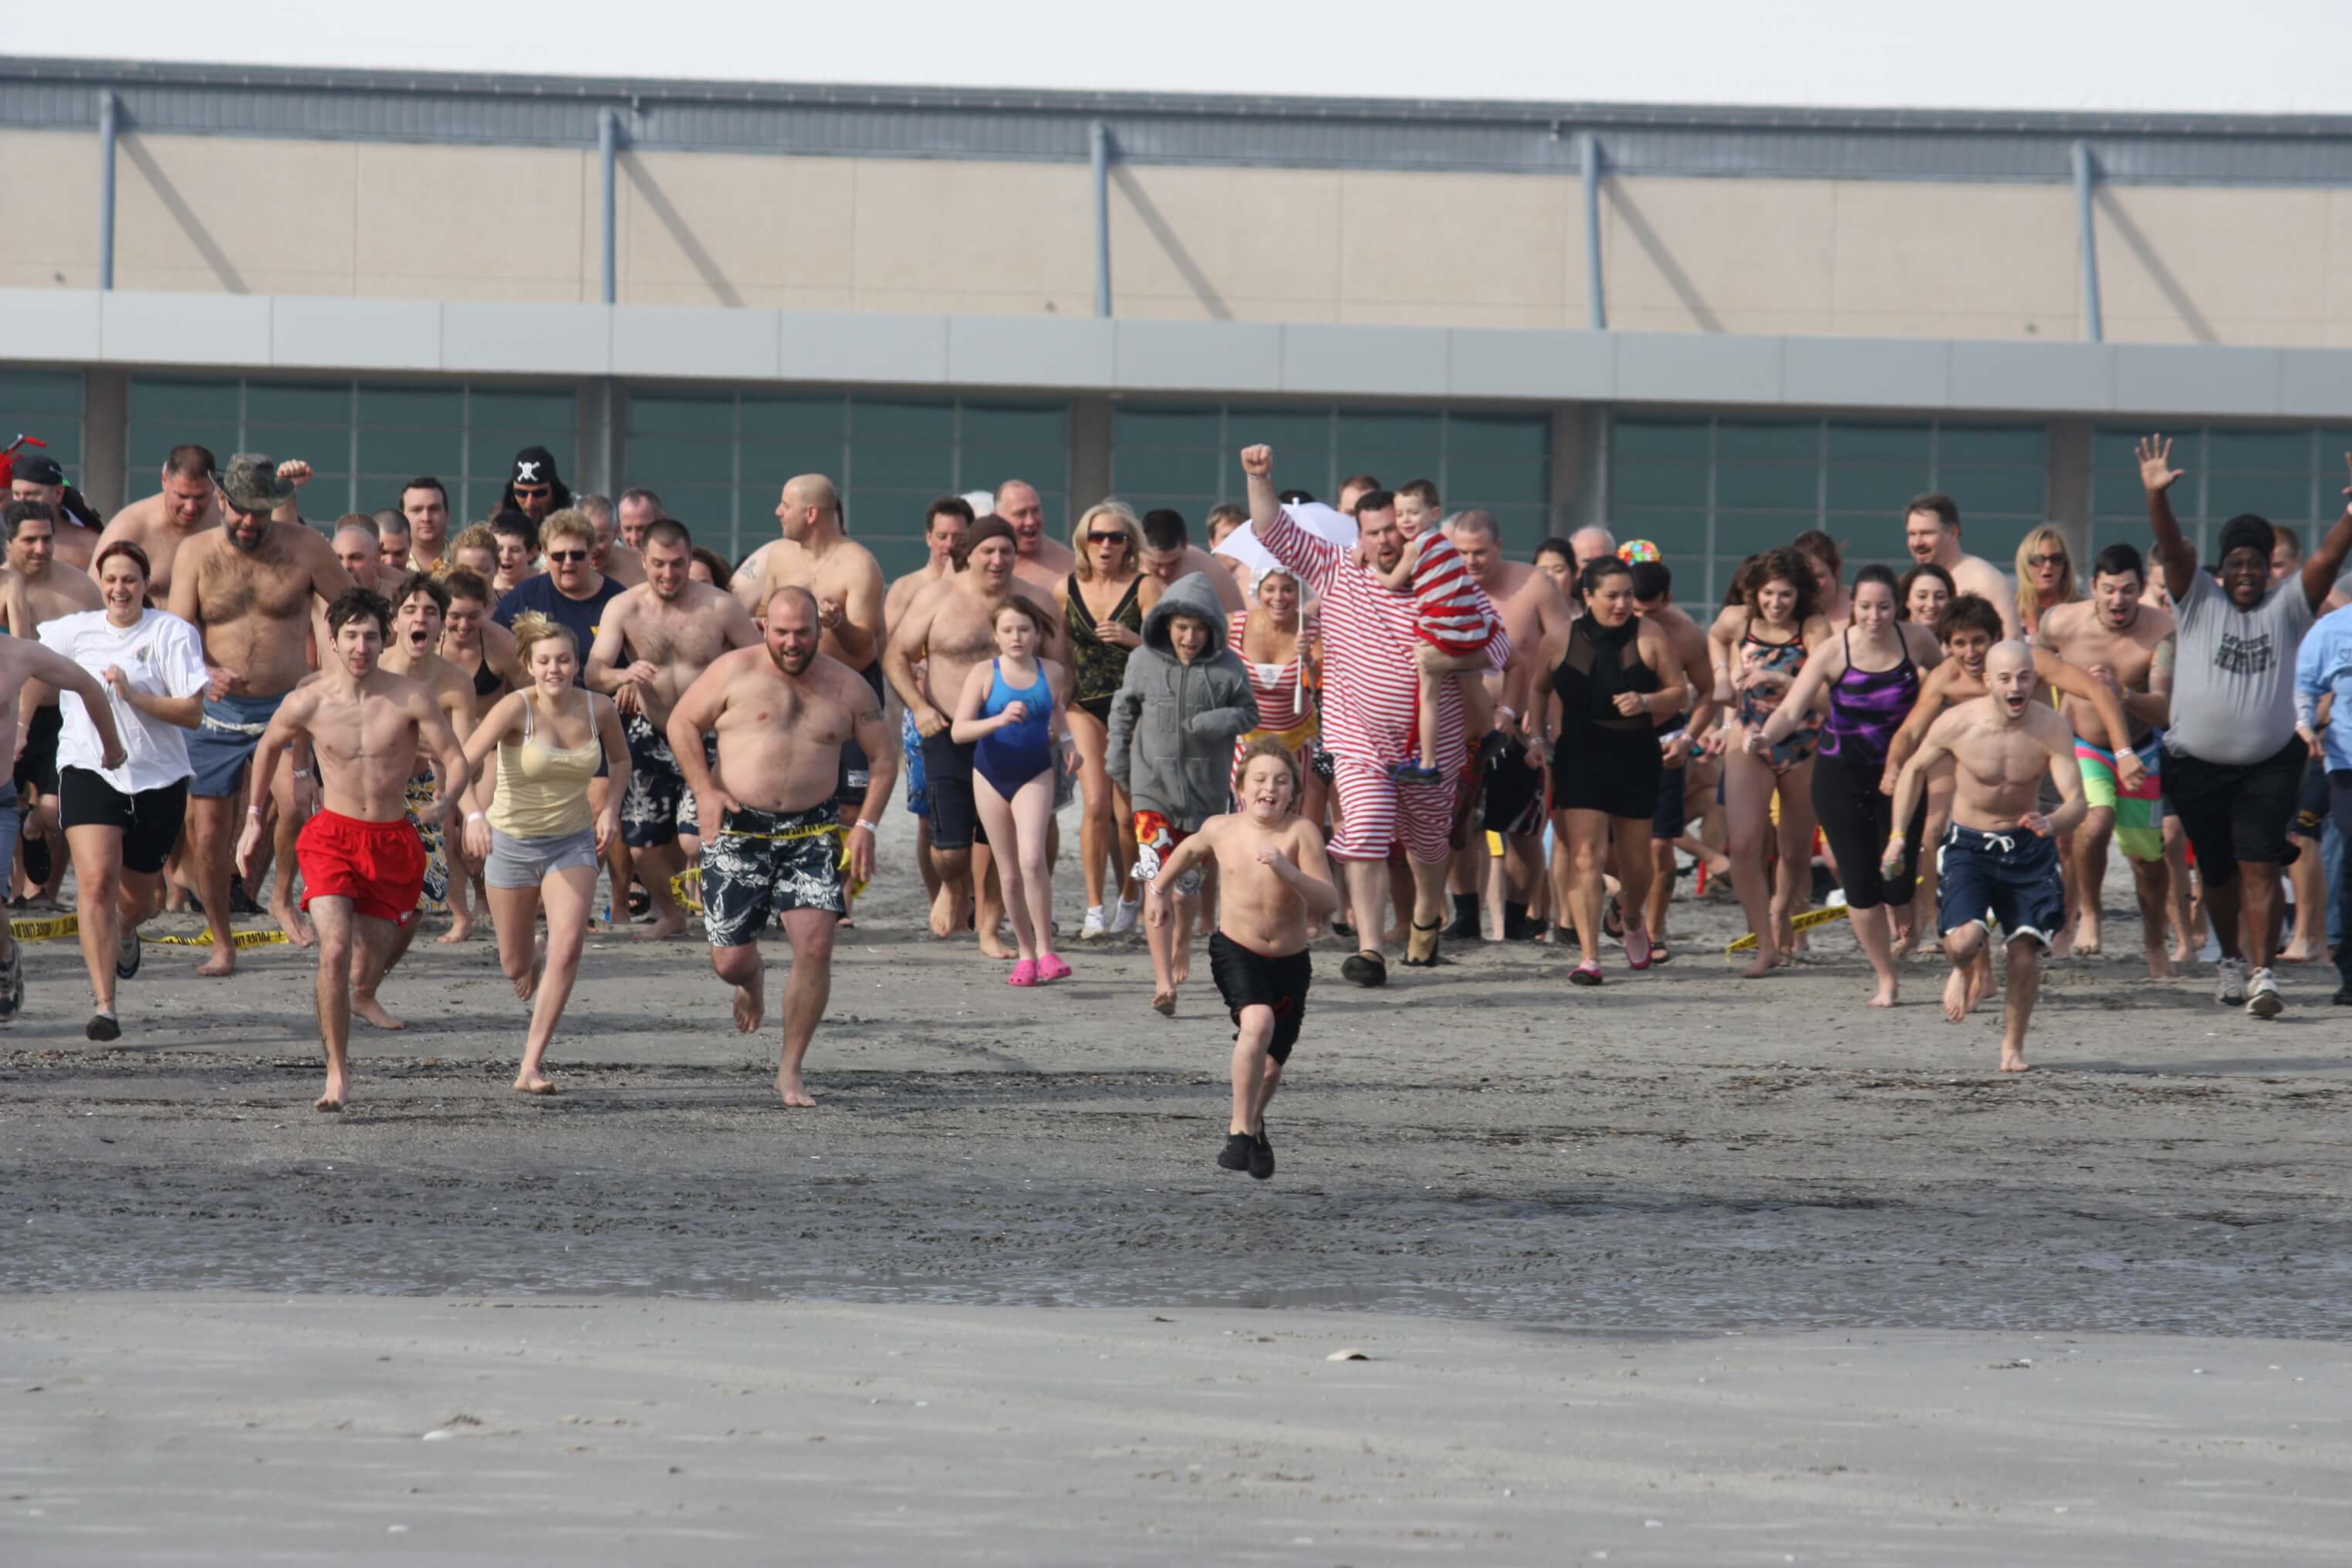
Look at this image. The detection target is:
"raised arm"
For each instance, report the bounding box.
[2137,434,2198,604]
[1238,445,1339,593]
[2302,454,2352,611]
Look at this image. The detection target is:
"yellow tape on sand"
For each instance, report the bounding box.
[1724,903,1850,955]
[8,913,292,949]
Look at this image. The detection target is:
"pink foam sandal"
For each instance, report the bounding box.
[1036,953,1072,982]
[1006,959,1040,987]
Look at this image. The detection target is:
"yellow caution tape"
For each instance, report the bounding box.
[670,822,870,904]
[7,912,292,948]
[1725,903,1851,955]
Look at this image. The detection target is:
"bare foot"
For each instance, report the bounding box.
[513,1073,558,1095]
[351,994,406,1031]
[434,918,473,945]
[1739,949,1776,980]
[2049,926,2075,961]
[1942,966,1972,1022]
[2279,941,2320,965]
[513,938,546,1002]
[928,887,967,939]
[313,1073,347,1113]
[2144,941,2175,980]
[1867,978,1898,1009]
[194,945,236,978]
[1891,924,1920,960]
[732,975,766,1034]
[1151,988,1176,1016]
[978,929,1017,961]
[635,911,688,941]
[776,1069,816,1108]
[2168,938,2195,964]
[271,899,316,949]
[1999,1049,2032,1073]
[1170,951,1191,986]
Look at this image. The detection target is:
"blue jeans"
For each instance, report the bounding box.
[2328,772,2352,985]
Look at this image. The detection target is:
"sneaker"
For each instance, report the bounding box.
[1108,897,1142,935]
[86,1011,120,1043]
[117,927,141,982]
[1079,905,1107,941]
[1218,1132,1255,1172]
[2246,967,2283,1019]
[0,945,19,1020]
[2214,957,2248,1006]
[1249,1125,1276,1181]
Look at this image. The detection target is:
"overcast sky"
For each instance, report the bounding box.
[20,0,2352,113]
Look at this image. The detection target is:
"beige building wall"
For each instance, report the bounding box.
[8,127,2350,346]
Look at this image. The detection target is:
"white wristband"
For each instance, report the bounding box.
[850,819,876,834]
[466,811,485,823]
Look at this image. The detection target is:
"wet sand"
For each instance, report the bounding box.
[2,811,2350,1557]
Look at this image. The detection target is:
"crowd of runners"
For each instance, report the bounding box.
[2,429,2348,1174]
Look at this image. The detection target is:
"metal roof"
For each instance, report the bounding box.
[8,56,2352,184]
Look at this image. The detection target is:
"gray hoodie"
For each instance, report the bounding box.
[1104,571,1260,830]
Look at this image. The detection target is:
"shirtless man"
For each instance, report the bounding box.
[236,586,468,1110]
[1448,509,1573,941]
[617,488,664,553]
[2036,542,2178,972]
[4,500,103,905]
[1137,507,1247,617]
[587,519,760,938]
[996,478,1080,604]
[1905,492,2020,640]
[668,586,893,1108]
[1884,642,2086,1072]
[578,493,646,589]
[88,444,221,600]
[1629,559,1721,956]
[884,517,1058,955]
[353,573,481,1023]
[170,454,355,972]
[884,497,976,908]
[1145,737,1340,1181]
[398,477,453,574]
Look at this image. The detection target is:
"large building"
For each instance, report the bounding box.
[6,56,2352,591]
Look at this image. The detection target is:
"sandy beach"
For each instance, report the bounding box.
[3,809,2350,1560]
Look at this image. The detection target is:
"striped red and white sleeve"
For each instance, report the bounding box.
[1254,506,1340,600]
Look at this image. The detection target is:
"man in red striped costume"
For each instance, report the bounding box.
[1241,444,1510,985]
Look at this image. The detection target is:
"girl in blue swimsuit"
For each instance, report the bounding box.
[951,599,1073,988]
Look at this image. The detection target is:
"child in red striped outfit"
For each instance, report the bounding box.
[1371,485,1499,784]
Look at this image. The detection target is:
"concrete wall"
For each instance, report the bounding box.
[13,127,2352,346]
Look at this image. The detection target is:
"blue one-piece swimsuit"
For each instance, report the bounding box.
[974,659,1055,797]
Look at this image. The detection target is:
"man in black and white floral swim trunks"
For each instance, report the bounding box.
[667,586,894,1108]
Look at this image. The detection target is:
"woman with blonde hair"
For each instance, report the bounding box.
[2013,526,2078,640]
[457,611,629,1094]
[1063,500,1148,939]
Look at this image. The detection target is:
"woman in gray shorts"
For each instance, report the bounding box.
[456,612,629,1095]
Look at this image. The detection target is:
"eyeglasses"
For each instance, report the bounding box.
[2028,553,2068,569]
[547,549,589,563]
[512,485,552,499]
[1086,532,1127,545]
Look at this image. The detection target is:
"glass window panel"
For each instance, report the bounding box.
[738,394,847,448]
[959,402,1066,448]
[1479,503,1552,553]
[964,447,1067,498]
[468,387,578,435]
[1113,405,1223,449]
[629,392,738,439]
[127,421,238,477]
[1961,517,2036,567]
[1821,513,1911,572]
[1113,447,1216,497]
[355,385,461,429]
[1715,420,1818,465]
[850,398,955,448]
[2204,427,2313,474]
[1936,424,2046,468]
[0,369,83,417]
[1117,492,1216,527]
[1715,461,1817,511]
[1940,466,2046,519]
[2204,471,2315,523]
[1612,457,1708,510]
[1611,506,1709,555]
[1446,412,1549,465]
[1824,463,1929,515]
[1450,459,1549,508]
[1612,419,1710,467]
[357,427,465,478]
[1715,510,1817,557]
[1228,407,1333,461]
[1336,409,1443,452]
[850,443,958,493]
[1826,422,1931,465]
[129,377,240,423]
[244,381,350,427]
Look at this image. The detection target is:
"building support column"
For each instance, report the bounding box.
[84,366,129,516]
[1580,132,1606,331]
[599,109,620,307]
[1090,122,1113,319]
[1068,396,1113,517]
[2072,142,2103,344]
[2047,417,2095,566]
[97,89,118,292]
[579,377,623,501]
[1552,402,1608,539]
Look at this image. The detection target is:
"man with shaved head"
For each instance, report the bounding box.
[1884,641,2085,1073]
[994,478,1075,602]
[732,475,889,890]
[88,444,221,600]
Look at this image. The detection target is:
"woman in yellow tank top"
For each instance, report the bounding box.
[457,612,628,1095]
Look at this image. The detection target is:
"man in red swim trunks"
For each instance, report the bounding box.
[236,586,468,1113]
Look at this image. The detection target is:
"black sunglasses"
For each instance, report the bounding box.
[1086,531,1127,545]
[546,549,589,563]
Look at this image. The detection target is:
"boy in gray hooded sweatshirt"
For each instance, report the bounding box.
[1107,570,1260,1015]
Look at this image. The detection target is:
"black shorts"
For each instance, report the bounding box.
[836,661,887,811]
[58,768,188,876]
[1481,734,1546,837]
[1551,724,1663,822]
[1208,931,1311,1064]
[1651,747,1689,841]
[14,705,62,796]
[2166,736,2305,887]
[2293,754,2329,839]
[700,803,844,948]
[921,730,988,853]
[620,710,684,850]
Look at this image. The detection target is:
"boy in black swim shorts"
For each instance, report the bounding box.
[1145,737,1340,1181]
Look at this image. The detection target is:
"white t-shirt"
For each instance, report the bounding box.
[37,608,210,794]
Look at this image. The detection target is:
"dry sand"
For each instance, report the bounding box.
[2,808,2349,1560]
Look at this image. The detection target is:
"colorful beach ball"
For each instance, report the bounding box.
[1617,539,1662,564]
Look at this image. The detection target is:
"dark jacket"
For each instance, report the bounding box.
[1105,572,1260,830]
